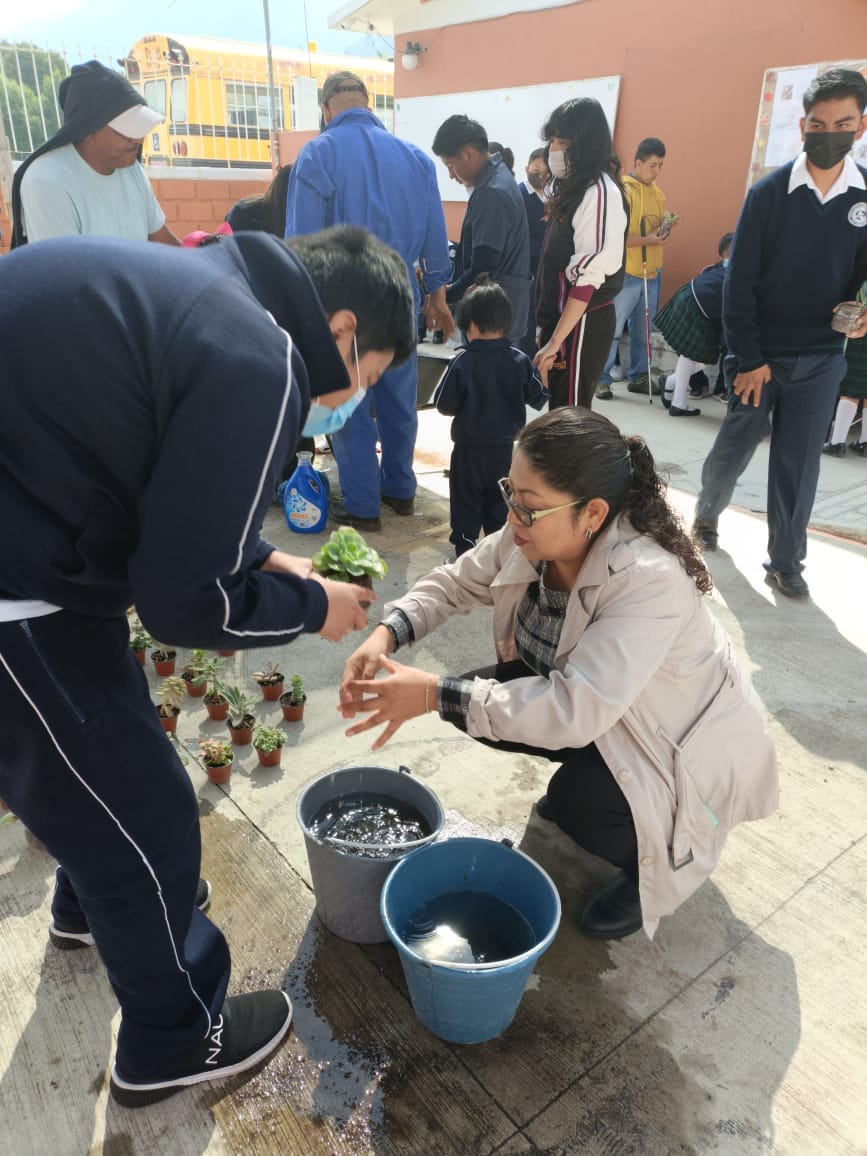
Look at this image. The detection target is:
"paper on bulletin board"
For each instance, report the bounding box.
[749,59,867,186]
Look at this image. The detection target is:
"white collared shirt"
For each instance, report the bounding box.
[788,151,866,205]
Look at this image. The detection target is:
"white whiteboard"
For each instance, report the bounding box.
[395,75,621,203]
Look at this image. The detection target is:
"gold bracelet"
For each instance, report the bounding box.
[424,676,437,714]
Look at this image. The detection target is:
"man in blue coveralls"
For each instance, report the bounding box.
[285,71,454,530]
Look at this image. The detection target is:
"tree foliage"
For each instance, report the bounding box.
[0,41,69,158]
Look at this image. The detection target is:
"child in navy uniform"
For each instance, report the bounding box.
[435,278,547,555]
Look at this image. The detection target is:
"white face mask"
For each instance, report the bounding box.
[548,149,569,179]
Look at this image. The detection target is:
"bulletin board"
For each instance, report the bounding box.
[748,59,867,186]
[395,75,621,203]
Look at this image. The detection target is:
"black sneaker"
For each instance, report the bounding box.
[626,374,650,394]
[50,879,212,951]
[110,989,293,1108]
[595,383,614,400]
[329,500,382,532]
[669,404,701,417]
[381,493,415,516]
[691,519,718,551]
[851,441,867,456]
[763,562,810,599]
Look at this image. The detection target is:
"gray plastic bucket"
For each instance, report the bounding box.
[296,765,445,944]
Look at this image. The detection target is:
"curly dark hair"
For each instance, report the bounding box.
[515,409,713,594]
[541,98,622,225]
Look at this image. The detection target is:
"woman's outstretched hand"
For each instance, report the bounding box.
[533,341,558,388]
[338,654,437,751]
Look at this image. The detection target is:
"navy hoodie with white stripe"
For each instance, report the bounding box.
[0,233,347,647]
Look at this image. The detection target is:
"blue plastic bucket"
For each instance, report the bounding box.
[297,765,444,944]
[380,837,561,1044]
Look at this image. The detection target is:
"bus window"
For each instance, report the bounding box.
[225,82,284,131]
[144,79,166,118]
[171,77,187,123]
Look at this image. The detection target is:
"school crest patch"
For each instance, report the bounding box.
[849,202,867,227]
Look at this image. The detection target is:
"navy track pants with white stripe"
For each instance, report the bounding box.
[0,610,230,1081]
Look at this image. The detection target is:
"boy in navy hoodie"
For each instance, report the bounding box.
[435,278,547,554]
[0,226,413,1106]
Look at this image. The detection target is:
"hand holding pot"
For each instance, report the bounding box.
[261,549,315,579]
[340,655,438,750]
[315,576,377,642]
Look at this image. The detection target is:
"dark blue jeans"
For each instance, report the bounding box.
[0,611,230,1080]
[696,353,845,572]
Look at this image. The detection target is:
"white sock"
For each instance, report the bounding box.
[672,357,702,409]
[831,398,858,444]
[663,373,674,400]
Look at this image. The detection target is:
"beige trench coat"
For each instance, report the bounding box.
[385,517,778,937]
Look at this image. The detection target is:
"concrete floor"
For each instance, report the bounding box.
[1,386,865,1155]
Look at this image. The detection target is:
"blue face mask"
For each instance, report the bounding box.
[303,334,366,437]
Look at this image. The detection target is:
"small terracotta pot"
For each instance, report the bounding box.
[157,706,180,734]
[204,759,233,785]
[205,695,229,721]
[227,714,255,745]
[183,673,207,698]
[255,747,282,768]
[218,650,236,657]
[132,648,147,666]
[280,692,306,722]
[152,652,177,676]
[258,678,284,702]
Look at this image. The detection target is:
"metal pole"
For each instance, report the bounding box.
[262,0,280,172]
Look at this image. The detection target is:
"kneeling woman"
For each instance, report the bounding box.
[339,410,778,940]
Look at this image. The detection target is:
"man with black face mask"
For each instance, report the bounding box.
[693,68,867,599]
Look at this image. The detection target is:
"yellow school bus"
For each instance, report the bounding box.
[121,34,394,167]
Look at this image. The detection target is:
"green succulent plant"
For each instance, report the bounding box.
[311,527,388,582]
[253,725,285,753]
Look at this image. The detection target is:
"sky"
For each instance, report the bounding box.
[0,1,392,66]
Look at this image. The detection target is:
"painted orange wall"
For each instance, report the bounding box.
[399,0,866,300]
[149,176,269,234]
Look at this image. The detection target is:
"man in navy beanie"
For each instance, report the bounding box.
[12,60,179,246]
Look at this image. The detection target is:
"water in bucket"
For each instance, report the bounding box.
[404,891,536,965]
[309,792,432,859]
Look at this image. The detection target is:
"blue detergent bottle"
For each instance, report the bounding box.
[282,451,329,534]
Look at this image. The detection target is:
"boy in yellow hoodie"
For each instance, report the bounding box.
[596,138,676,398]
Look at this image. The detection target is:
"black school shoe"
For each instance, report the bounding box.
[763,562,810,599]
[669,404,701,417]
[49,879,212,950]
[579,873,642,939]
[381,493,415,516]
[691,518,718,551]
[329,500,382,532]
[110,989,293,1108]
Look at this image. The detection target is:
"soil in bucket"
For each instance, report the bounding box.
[310,792,431,859]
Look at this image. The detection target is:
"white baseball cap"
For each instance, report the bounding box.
[107,103,164,139]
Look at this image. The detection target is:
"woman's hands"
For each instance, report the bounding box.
[339,652,438,751]
[533,341,560,388]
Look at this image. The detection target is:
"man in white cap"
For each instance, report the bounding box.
[12,60,180,246]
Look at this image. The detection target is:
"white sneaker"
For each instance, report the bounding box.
[609,365,625,382]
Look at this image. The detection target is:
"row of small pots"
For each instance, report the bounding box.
[134,647,236,674]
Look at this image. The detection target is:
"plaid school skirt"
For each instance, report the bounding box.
[841,333,867,399]
[654,284,722,365]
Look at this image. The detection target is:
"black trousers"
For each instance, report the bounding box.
[448,444,513,556]
[456,660,639,881]
[0,611,230,1081]
[547,302,616,410]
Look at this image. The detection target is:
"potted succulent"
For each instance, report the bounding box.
[222,684,258,745]
[280,674,306,722]
[252,724,285,768]
[128,615,152,667]
[200,658,229,719]
[199,737,234,785]
[311,526,388,590]
[252,660,285,702]
[217,646,237,657]
[155,675,187,734]
[151,642,178,677]
[182,649,209,697]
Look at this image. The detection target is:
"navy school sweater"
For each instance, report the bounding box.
[723,160,867,371]
[433,337,547,446]
[0,233,348,646]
